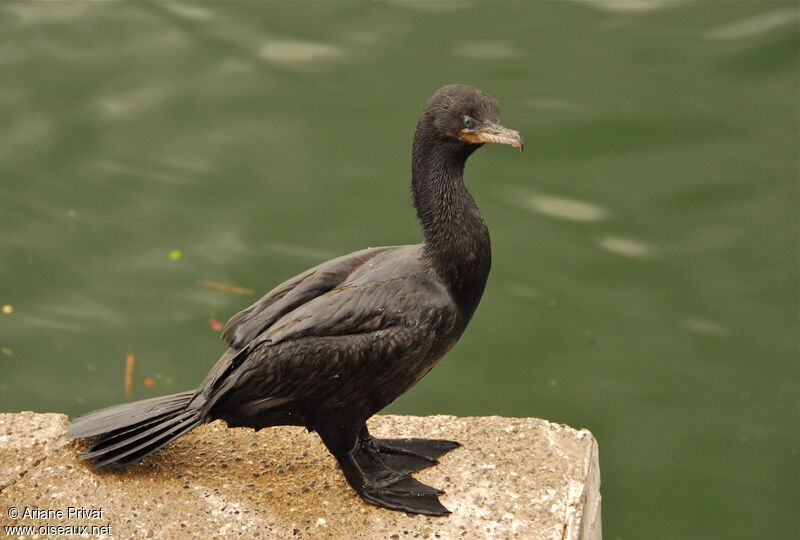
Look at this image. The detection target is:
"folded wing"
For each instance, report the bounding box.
[221,246,397,349]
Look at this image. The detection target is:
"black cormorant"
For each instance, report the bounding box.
[67,84,524,516]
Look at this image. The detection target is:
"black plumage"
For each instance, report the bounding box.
[67,84,523,515]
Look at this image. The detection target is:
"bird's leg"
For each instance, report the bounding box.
[358,425,461,474]
[315,420,451,516]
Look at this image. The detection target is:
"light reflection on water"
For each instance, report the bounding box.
[259,40,342,64]
[163,2,214,21]
[680,316,730,338]
[0,2,796,540]
[527,193,608,222]
[597,235,655,259]
[705,7,800,40]
[453,40,521,60]
[572,0,675,13]
[96,85,170,119]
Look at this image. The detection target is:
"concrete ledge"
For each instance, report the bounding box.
[0,412,601,539]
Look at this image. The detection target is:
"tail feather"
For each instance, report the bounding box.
[67,391,195,439]
[67,391,205,468]
[91,412,201,468]
[80,410,195,460]
[109,418,200,468]
[86,410,180,445]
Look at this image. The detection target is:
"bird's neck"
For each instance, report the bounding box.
[411,137,491,319]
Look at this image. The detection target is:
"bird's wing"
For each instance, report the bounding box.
[221,246,397,349]
[195,270,456,412]
[262,273,452,345]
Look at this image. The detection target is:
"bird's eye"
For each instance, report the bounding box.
[463,116,475,129]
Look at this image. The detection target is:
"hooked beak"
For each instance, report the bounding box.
[458,122,525,152]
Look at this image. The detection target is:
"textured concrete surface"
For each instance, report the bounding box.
[0,412,601,539]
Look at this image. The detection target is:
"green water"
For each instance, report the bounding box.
[1,1,797,538]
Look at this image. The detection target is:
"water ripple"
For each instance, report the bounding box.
[680,316,730,338]
[388,1,468,13]
[93,159,189,185]
[4,2,94,25]
[529,194,608,222]
[597,235,656,259]
[705,8,799,40]
[570,0,674,13]
[259,40,341,64]
[164,2,213,21]
[453,40,520,60]
[96,85,168,118]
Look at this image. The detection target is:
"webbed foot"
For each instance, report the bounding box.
[318,422,459,516]
[348,432,460,514]
[359,475,450,516]
[363,433,461,474]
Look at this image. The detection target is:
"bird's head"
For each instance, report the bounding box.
[418,84,524,153]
